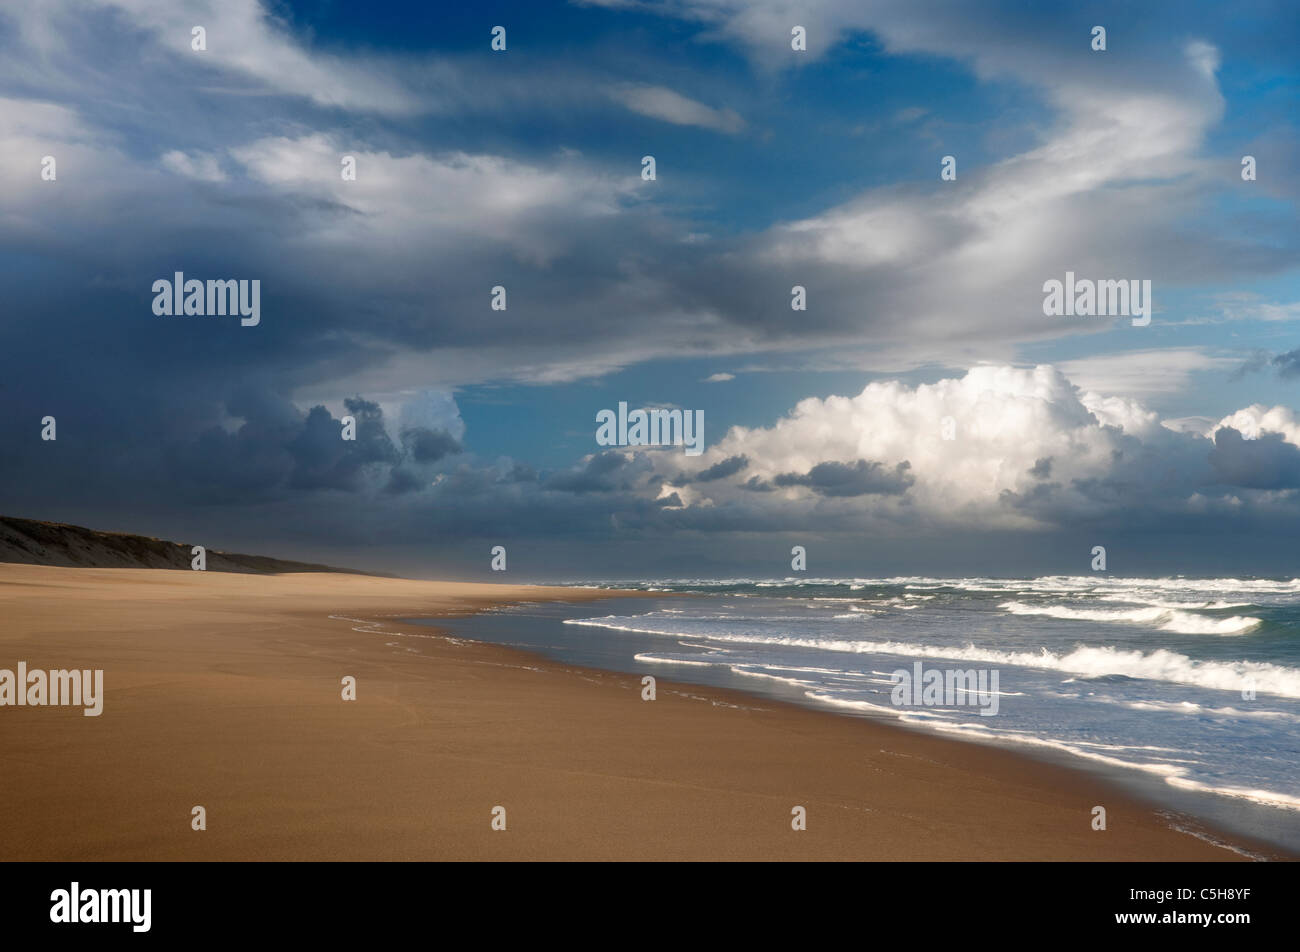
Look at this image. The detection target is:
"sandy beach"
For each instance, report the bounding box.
[0,563,1286,861]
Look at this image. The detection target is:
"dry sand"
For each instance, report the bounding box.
[0,563,1286,860]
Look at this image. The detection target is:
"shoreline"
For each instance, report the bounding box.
[434,591,1300,856]
[0,564,1290,861]
[416,600,1297,862]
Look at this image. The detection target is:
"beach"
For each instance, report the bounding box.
[0,563,1285,861]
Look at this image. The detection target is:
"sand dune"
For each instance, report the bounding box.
[0,515,376,575]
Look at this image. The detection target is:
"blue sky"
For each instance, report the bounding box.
[1,0,1299,577]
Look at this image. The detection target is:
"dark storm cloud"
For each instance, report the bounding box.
[290,398,401,491]
[161,393,460,501]
[998,481,1061,509]
[772,460,914,497]
[400,426,462,463]
[547,451,636,493]
[686,454,749,482]
[1209,428,1300,489]
[384,468,425,495]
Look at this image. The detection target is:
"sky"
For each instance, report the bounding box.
[1,0,1299,579]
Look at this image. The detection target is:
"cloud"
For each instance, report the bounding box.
[704,372,735,382]
[563,0,1298,377]
[1208,427,1300,489]
[1224,344,1300,382]
[160,150,227,182]
[0,97,132,207]
[1214,405,1300,445]
[10,356,1300,576]
[3,1,1295,400]
[1057,349,1237,396]
[167,391,462,501]
[746,42,1235,357]
[81,0,425,114]
[400,427,462,464]
[229,134,634,265]
[772,459,914,496]
[650,364,1300,533]
[1198,296,1300,325]
[690,454,749,482]
[609,83,745,133]
[56,361,1300,546]
[547,451,639,493]
[1272,349,1300,378]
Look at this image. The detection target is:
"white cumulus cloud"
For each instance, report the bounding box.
[652,364,1300,532]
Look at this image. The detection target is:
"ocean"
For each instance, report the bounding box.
[426,576,1300,854]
